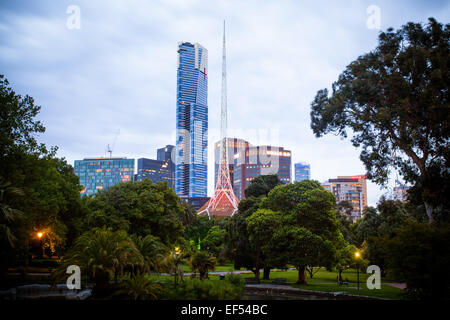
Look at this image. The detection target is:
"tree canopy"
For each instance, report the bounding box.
[310,18,450,222]
[84,179,185,245]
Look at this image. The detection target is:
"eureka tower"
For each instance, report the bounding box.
[175,42,208,198]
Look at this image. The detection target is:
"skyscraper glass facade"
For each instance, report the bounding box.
[175,42,208,198]
[294,162,310,182]
[136,158,174,188]
[214,138,292,200]
[74,157,134,196]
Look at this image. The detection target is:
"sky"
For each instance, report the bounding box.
[0,0,449,206]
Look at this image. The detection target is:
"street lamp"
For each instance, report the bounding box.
[355,251,360,290]
[37,232,44,258]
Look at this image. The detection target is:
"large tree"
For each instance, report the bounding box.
[246,209,284,281]
[310,18,449,222]
[0,74,85,271]
[244,174,283,198]
[84,179,185,245]
[264,181,341,284]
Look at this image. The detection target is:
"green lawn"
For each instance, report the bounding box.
[181,262,238,273]
[150,267,406,300]
[239,268,405,300]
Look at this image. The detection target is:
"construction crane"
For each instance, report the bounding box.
[106,129,120,158]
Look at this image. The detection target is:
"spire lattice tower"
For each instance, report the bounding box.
[198,21,239,217]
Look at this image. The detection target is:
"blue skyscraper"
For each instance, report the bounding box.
[175,42,208,198]
[294,162,310,182]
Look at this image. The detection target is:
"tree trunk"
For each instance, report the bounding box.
[296,266,307,285]
[263,267,270,280]
[253,269,260,281]
[338,269,343,282]
[179,264,184,282]
[425,202,434,223]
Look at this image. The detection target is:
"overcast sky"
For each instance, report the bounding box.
[0,0,448,205]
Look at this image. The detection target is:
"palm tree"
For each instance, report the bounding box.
[0,177,24,247]
[162,246,188,288]
[189,250,217,280]
[115,272,162,300]
[54,228,144,296]
[132,234,167,275]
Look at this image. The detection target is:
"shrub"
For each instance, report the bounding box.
[114,272,162,300]
[161,278,243,300]
[387,222,450,299]
[225,273,245,288]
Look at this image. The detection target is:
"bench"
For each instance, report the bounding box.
[337,278,349,286]
[272,278,287,285]
[244,277,260,284]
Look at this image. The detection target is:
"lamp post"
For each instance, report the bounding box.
[355,251,360,290]
[37,232,44,258]
[174,246,181,288]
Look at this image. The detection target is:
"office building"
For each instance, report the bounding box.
[393,183,409,202]
[74,157,134,196]
[157,145,174,163]
[294,162,311,182]
[175,41,208,199]
[136,145,175,188]
[321,175,367,222]
[214,138,292,200]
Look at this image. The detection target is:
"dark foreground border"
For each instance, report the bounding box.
[0,300,444,319]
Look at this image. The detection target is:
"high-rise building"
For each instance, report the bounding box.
[214,138,292,200]
[321,175,368,222]
[157,145,174,163]
[136,159,174,188]
[175,42,208,199]
[74,157,134,196]
[393,182,409,202]
[294,162,310,182]
[136,145,175,188]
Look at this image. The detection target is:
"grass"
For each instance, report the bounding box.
[150,267,406,300]
[181,262,237,273]
[239,268,406,300]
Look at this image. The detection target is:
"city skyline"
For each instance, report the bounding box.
[1,1,448,206]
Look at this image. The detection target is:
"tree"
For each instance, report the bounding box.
[310,18,450,222]
[201,226,226,264]
[115,272,162,300]
[224,197,261,278]
[163,246,188,288]
[85,179,185,245]
[273,225,334,284]
[184,214,216,249]
[0,74,86,273]
[264,181,340,284]
[0,177,24,247]
[244,174,283,198]
[336,201,357,244]
[0,74,48,163]
[54,228,144,297]
[387,222,450,299]
[335,242,358,281]
[189,250,217,280]
[246,209,284,281]
[132,234,167,274]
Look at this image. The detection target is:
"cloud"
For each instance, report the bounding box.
[0,0,448,205]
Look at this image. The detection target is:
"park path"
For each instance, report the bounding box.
[385,283,407,289]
